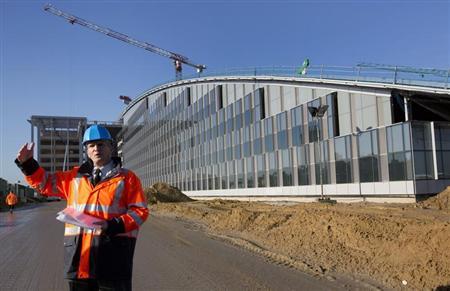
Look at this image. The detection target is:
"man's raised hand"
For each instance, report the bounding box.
[17,142,34,163]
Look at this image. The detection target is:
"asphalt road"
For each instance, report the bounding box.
[0,202,359,290]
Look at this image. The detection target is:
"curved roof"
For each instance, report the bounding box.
[122,65,450,117]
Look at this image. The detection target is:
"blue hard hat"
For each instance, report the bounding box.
[83,125,112,144]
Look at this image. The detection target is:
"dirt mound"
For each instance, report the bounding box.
[152,200,450,290]
[419,186,450,210]
[144,182,194,204]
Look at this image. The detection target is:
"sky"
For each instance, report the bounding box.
[0,0,449,184]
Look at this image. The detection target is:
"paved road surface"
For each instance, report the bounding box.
[0,202,360,290]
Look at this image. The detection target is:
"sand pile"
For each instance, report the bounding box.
[144,182,194,204]
[152,199,450,290]
[420,186,450,210]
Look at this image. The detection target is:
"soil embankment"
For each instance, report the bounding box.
[148,184,450,290]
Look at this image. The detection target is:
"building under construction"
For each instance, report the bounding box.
[28,116,122,172]
[120,65,450,202]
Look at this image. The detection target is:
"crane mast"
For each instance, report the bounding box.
[44,4,206,79]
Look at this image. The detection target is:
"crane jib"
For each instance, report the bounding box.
[43,4,206,75]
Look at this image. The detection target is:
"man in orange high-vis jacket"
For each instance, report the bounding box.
[15,125,149,291]
[6,191,18,213]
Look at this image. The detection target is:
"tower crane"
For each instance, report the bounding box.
[43,4,206,80]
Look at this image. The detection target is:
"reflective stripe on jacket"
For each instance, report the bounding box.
[24,159,149,280]
[6,193,18,205]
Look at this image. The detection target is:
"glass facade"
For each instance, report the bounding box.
[122,79,450,197]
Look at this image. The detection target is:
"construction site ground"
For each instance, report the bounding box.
[150,187,450,291]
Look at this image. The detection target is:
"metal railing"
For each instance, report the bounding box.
[175,65,449,90]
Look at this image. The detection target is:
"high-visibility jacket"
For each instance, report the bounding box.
[6,192,18,205]
[18,157,149,280]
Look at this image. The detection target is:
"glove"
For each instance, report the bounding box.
[104,217,125,237]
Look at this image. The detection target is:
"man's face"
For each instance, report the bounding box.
[86,140,112,167]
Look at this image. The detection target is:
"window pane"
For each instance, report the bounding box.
[269,152,278,186]
[253,138,262,155]
[387,124,412,181]
[247,157,255,188]
[307,98,321,142]
[389,152,406,181]
[208,167,213,190]
[235,100,243,130]
[228,161,236,188]
[358,130,380,182]
[327,92,338,138]
[257,154,266,187]
[254,121,261,138]
[391,124,404,152]
[276,112,287,131]
[296,145,309,185]
[315,141,329,184]
[335,136,352,183]
[291,105,303,127]
[403,123,411,151]
[214,164,220,189]
[277,131,288,150]
[237,159,245,188]
[291,126,303,146]
[221,163,227,189]
[227,105,234,133]
[265,135,274,152]
[414,151,433,179]
[281,149,292,186]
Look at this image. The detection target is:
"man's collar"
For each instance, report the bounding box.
[78,157,122,176]
[96,160,114,175]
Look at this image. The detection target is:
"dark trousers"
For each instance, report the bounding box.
[68,279,132,291]
[9,205,14,212]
